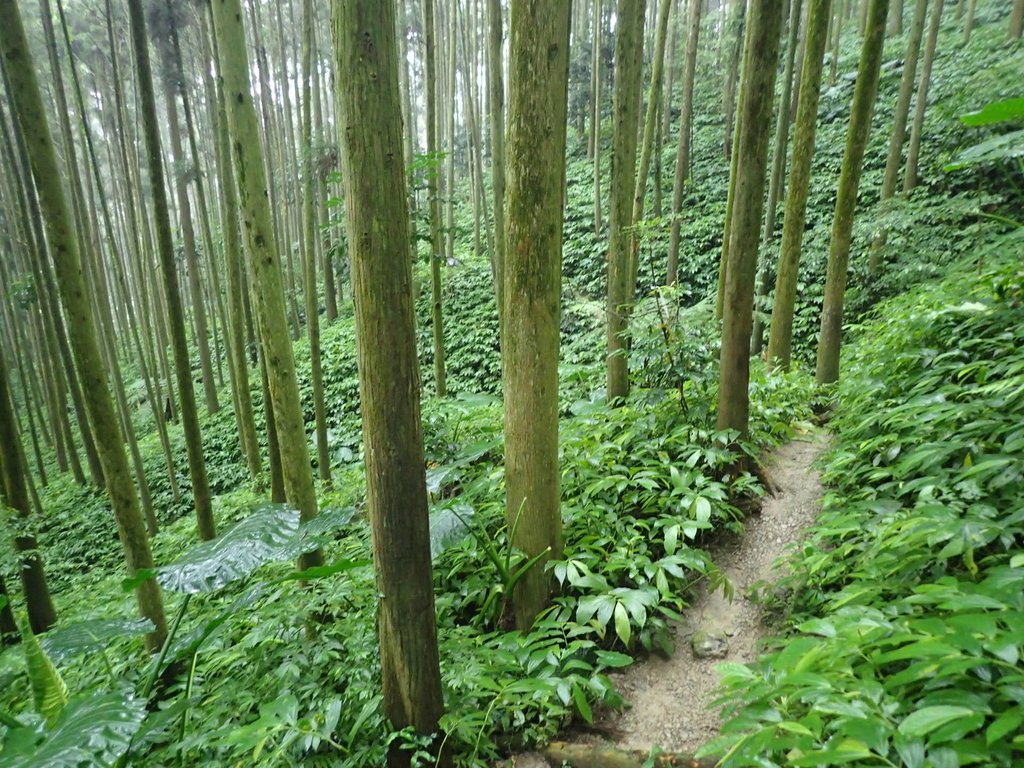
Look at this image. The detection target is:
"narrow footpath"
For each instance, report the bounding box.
[511,429,829,767]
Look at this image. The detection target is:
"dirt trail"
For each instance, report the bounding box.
[512,430,828,766]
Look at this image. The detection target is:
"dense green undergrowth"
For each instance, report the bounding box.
[0,291,815,765]
[707,243,1024,767]
[2,9,1021,767]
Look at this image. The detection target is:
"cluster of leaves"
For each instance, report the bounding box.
[706,248,1024,766]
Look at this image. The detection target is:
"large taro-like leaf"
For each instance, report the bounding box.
[429,503,475,561]
[0,691,146,768]
[156,503,301,593]
[960,97,1024,127]
[40,619,155,666]
[273,505,357,561]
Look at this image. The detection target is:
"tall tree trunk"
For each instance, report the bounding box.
[628,0,673,303]
[208,11,262,484]
[902,0,943,192]
[129,0,216,542]
[302,0,331,486]
[210,0,324,571]
[751,0,804,355]
[605,0,645,404]
[161,67,219,416]
[879,0,928,199]
[503,0,572,631]
[423,0,448,398]
[488,0,507,342]
[766,0,833,370]
[869,0,927,275]
[0,352,57,635]
[721,0,747,158]
[332,1,447,763]
[667,0,703,286]
[0,0,167,651]
[716,0,785,436]
[815,0,890,384]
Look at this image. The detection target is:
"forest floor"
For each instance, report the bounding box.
[512,428,829,766]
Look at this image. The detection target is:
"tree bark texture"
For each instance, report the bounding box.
[332,1,446,763]
[716,0,786,436]
[605,0,645,404]
[210,0,324,570]
[503,0,572,631]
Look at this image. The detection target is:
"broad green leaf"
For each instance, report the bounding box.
[960,98,1024,127]
[613,602,631,646]
[595,650,633,668]
[571,682,593,723]
[986,710,1024,745]
[274,558,371,584]
[1,691,145,767]
[898,706,975,738]
[157,504,300,593]
[40,618,155,666]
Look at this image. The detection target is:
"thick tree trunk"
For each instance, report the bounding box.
[503,0,571,631]
[766,0,833,370]
[716,0,786,436]
[667,0,703,286]
[332,1,447,764]
[606,0,645,404]
[815,0,890,384]
[0,0,167,651]
[210,0,324,571]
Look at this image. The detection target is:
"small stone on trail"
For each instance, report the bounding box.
[691,629,730,659]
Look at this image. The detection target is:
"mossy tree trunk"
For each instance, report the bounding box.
[606,0,645,404]
[716,0,786,436]
[815,0,891,384]
[208,13,262,485]
[880,0,928,199]
[766,0,833,371]
[503,0,572,630]
[1009,0,1023,39]
[332,1,446,764]
[0,0,167,652]
[209,0,324,571]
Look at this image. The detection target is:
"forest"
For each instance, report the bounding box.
[0,0,1021,765]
